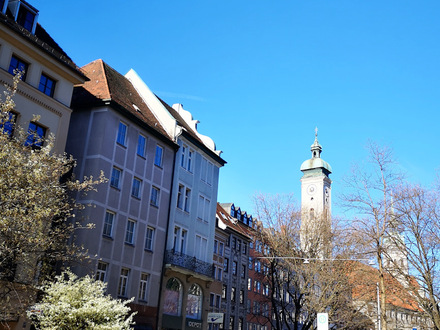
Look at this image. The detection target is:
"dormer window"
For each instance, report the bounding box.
[8,0,39,33]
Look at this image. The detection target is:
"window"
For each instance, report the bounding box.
[241,264,246,278]
[95,262,108,282]
[197,195,211,222]
[164,278,183,316]
[131,177,142,198]
[0,112,16,137]
[16,3,36,32]
[263,284,269,296]
[144,227,155,251]
[240,290,244,304]
[195,235,208,261]
[116,122,127,146]
[180,143,194,172]
[177,184,191,212]
[137,134,146,157]
[117,268,130,297]
[150,186,160,207]
[232,261,237,276]
[242,243,247,254]
[216,266,222,281]
[248,278,252,291]
[39,73,56,97]
[110,167,122,189]
[138,273,149,301]
[103,211,115,237]
[231,287,236,302]
[223,258,229,272]
[232,237,237,249]
[25,122,46,148]
[222,284,227,299]
[125,220,136,244]
[214,240,218,254]
[173,226,187,254]
[219,242,224,256]
[248,257,252,270]
[229,316,235,330]
[154,145,163,167]
[186,284,202,319]
[200,157,214,185]
[8,55,28,80]
[239,318,243,330]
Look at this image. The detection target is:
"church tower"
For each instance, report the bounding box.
[300,128,332,255]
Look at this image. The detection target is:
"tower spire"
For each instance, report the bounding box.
[311,127,322,159]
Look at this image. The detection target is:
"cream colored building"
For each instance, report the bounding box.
[0,0,86,153]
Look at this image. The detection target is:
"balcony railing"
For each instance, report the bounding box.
[165,250,214,278]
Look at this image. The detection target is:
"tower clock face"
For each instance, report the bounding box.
[307,184,316,195]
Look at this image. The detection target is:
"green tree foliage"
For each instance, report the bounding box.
[28,271,135,330]
[0,74,105,321]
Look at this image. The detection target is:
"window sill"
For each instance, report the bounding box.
[137,154,146,159]
[131,195,141,200]
[110,185,121,191]
[102,235,113,240]
[150,203,159,208]
[144,248,153,253]
[116,142,127,149]
[154,164,163,169]
[124,242,135,247]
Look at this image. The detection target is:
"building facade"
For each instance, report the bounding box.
[0,1,86,328]
[66,59,177,329]
[216,203,252,330]
[0,0,86,153]
[125,71,226,330]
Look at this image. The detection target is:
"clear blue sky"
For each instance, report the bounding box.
[35,1,440,218]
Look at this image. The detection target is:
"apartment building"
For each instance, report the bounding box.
[66,59,177,329]
[216,203,252,330]
[0,0,86,153]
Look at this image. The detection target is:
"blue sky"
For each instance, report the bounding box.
[35,1,440,218]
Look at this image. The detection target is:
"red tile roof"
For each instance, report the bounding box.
[72,59,172,142]
[349,261,422,312]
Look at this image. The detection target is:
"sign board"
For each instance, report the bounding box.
[207,312,224,324]
[317,313,328,330]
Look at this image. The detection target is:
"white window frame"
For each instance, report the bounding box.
[95,261,108,282]
[145,226,155,251]
[154,145,163,167]
[150,186,160,207]
[200,157,214,185]
[139,273,149,301]
[125,219,136,245]
[103,210,115,237]
[173,226,187,254]
[116,122,127,146]
[131,177,142,198]
[118,268,130,297]
[197,194,211,222]
[177,183,191,212]
[180,143,194,172]
[195,235,207,260]
[110,167,122,189]
[137,134,146,157]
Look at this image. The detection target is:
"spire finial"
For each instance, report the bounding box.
[311,127,322,158]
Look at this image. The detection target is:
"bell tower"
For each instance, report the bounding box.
[300,128,332,255]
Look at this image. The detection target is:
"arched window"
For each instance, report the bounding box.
[163,278,183,316]
[186,284,202,319]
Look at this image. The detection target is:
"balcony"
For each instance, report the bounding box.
[164,250,214,279]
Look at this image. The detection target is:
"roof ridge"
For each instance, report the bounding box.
[97,59,111,100]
